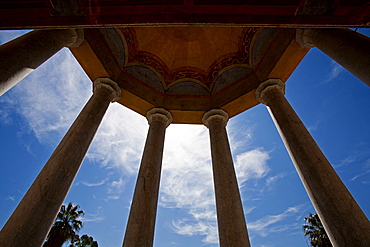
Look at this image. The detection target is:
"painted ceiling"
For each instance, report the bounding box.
[71,26,308,123]
[6,0,367,122]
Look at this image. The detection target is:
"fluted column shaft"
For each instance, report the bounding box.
[296,28,370,86]
[256,79,370,247]
[203,109,250,247]
[0,78,121,247]
[123,108,172,247]
[0,29,84,96]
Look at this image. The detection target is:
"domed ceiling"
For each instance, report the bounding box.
[71,26,308,123]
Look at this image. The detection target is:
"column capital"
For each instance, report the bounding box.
[296,28,316,48]
[202,109,229,128]
[146,108,172,127]
[255,79,285,105]
[65,29,84,48]
[93,78,122,102]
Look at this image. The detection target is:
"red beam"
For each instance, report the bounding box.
[0,3,369,28]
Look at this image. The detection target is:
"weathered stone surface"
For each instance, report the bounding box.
[123,108,172,247]
[256,78,370,247]
[203,109,251,247]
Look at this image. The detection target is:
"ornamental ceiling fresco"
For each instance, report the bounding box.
[107,27,273,95]
[71,26,308,123]
[2,0,367,123]
[4,1,363,123]
[120,27,259,91]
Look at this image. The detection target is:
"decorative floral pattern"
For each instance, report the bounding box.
[119,27,260,89]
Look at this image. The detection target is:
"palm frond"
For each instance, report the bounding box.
[302,213,332,247]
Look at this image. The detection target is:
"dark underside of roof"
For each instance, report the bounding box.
[0,0,369,29]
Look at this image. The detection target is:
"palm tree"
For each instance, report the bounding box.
[43,202,85,247]
[70,234,98,247]
[302,213,332,247]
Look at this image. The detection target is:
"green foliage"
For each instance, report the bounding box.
[302,213,332,247]
[70,234,98,247]
[43,203,98,247]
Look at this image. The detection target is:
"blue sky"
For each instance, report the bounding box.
[0,29,369,247]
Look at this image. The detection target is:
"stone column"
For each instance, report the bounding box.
[0,29,84,96]
[122,108,172,247]
[255,79,370,247]
[202,109,251,247]
[0,78,121,247]
[296,28,370,86]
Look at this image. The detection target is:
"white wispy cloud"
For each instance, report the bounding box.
[244,206,257,215]
[265,173,286,188]
[160,124,218,243]
[325,61,344,83]
[87,103,147,175]
[107,178,126,196]
[9,48,92,146]
[159,123,271,244]
[350,158,370,183]
[0,96,16,125]
[227,119,256,153]
[234,148,270,185]
[307,120,321,132]
[80,206,105,223]
[172,218,218,244]
[5,196,15,202]
[335,155,356,168]
[248,206,303,237]
[81,178,109,187]
[81,215,105,223]
[334,149,370,183]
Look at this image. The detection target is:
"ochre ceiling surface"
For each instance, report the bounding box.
[133,27,244,72]
[120,27,257,90]
[71,26,308,123]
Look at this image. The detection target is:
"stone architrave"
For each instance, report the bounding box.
[202,109,251,247]
[0,29,84,96]
[0,78,121,247]
[122,108,172,247]
[255,78,370,247]
[296,28,370,86]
